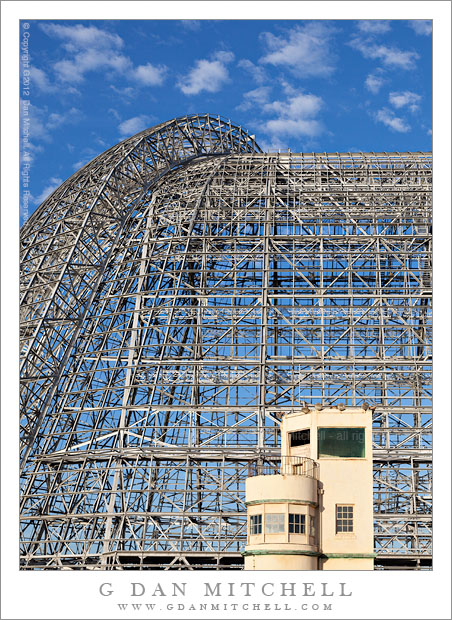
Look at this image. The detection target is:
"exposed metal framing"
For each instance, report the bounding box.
[20,114,432,570]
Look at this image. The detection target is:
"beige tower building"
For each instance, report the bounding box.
[244,405,375,570]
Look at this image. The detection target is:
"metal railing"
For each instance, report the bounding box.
[248,456,319,479]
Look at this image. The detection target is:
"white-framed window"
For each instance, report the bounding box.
[265,513,285,533]
[288,513,305,534]
[249,514,262,535]
[336,504,354,533]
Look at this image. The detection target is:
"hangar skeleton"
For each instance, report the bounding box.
[20,114,432,570]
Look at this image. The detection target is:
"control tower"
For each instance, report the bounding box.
[244,405,375,570]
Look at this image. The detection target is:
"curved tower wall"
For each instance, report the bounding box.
[244,473,319,570]
[20,115,432,570]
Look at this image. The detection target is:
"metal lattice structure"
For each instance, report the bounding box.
[20,114,432,570]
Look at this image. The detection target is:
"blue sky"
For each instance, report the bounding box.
[20,19,432,221]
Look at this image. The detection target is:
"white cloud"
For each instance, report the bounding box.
[133,63,167,86]
[72,159,90,170]
[54,49,131,83]
[236,86,272,111]
[389,91,421,112]
[263,118,323,138]
[264,93,323,119]
[25,103,51,142]
[40,22,166,88]
[20,140,43,166]
[259,23,335,78]
[238,59,267,84]
[375,108,410,132]
[30,67,55,93]
[178,51,234,95]
[71,147,99,171]
[237,82,324,139]
[258,137,291,152]
[350,38,419,70]
[30,66,79,95]
[93,135,108,148]
[408,20,432,36]
[118,115,152,138]
[180,20,202,31]
[25,102,82,143]
[179,60,228,94]
[48,108,82,130]
[108,108,121,122]
[110,85,136,98]
[214,50,234,64]
[21,105,81,170]
[365,73,384,94]
[260,91,324,138]
[40,23,123,52]
[357,20,391,34]
[34,177,63,205]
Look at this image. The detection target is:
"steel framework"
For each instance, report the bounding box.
[20,114,432,570]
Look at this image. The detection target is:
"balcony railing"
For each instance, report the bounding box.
[248,456,319,479]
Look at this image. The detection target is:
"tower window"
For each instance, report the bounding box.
[290,429,310,447]
[318,427,365,458]
[265,513,285,533]
[249,514,262,535]
[288,513,305,534]
[336,505,354,533]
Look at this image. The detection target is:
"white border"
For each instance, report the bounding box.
[2,3,450,619]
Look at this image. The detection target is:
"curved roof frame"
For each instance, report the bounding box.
[20,114,261,468]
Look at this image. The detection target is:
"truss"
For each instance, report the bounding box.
[20,114,432,570]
